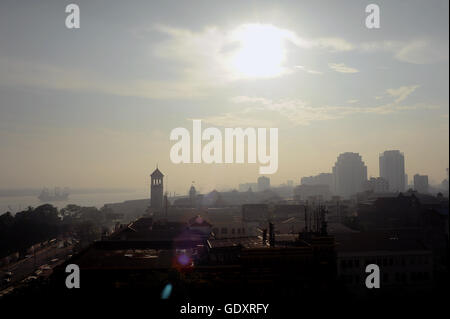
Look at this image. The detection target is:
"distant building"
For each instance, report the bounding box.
[294,184,331,201]
[257,176,270,192]
[211,221,251,238]
[301,173,333,190]
[242,204,269,222]
[238,183,257,192]
[150,167,164,211]
[363,177,389,193]
[414,174,429,194]
[379,150,406,192]
[332,153,367,197]
[188,215,212,235]
[337,231,433,292]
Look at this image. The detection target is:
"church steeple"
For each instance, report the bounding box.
[150,166,164,210]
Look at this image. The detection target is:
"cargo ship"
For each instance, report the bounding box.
[38,187,69,202]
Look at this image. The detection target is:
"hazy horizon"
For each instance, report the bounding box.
[1,0,448,195]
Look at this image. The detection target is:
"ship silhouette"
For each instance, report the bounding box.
[38,187,69,202]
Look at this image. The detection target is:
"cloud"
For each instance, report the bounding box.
[328,63,359,73]
[152,24,353,82]
[313,38,355,52]
[386,85,420,103]
[394,40,448,64]
[201,95,440,127]
[295,65,323,75]
[360,39,449,64]
[0,57,207,99]
[290,37,354,52]
[1,23,354,99]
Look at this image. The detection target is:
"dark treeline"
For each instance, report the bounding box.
[0,204,122,259]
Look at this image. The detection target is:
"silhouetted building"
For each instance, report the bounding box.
[363,177,390,193]
[206,231,336,293]
[150,167,164,211]
[380,150,406,192]
[238,182,257,192]
[333,152,367,197]
[188,215,212,235]
[257,176,270,192]
[242,204,268,222]
[414,174,429,194]
[301,173,333,190]
[294,184,331,200]
[337,230,433,294]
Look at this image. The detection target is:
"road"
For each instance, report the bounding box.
[0,243,74,290]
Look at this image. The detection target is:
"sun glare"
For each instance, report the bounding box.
[230,24,289,78]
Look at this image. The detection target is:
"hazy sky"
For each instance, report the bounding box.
[0,0,448,194]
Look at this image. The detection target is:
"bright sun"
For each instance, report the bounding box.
[230,24,289,78]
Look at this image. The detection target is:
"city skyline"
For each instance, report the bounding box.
[0,0,448,194]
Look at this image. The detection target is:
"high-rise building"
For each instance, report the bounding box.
[414,174,429,194]
[332,152,367,197]
[150,167,164,210]
[257,176,270,192]
[379,150,406,192]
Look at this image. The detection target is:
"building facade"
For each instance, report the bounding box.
[257,176,270,192]
[363,177,390,193]
[332,152,368,197]
[379,150,406,192]
[414,174,429,194]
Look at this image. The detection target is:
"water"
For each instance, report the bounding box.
[0,190,149,215]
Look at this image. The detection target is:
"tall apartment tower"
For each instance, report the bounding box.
[150,167,164,210]
[379,150,405,192]
[332,152,367,197]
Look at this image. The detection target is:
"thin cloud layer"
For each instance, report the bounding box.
[203,87,439,127]
[328,63,359,73]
